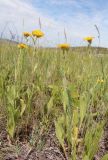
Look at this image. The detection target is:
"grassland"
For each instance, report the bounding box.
[0,41,108,160]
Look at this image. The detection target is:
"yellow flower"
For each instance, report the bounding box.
[18,43,28,49]
[97,78,104,83]
[84,36,94,44]
[100,79,104,83]
[58,43,70,50]
[32,29,44,38]
[23,32,31,37]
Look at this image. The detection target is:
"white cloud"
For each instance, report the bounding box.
[47,0,80,6]
[0,0,56,29]
[0,0,58,44]
[0,0,108,47]
[45,0,97,10]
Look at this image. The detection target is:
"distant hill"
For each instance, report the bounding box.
[0,38,18,44]
[71,46,108,54]
[46,46,108,54]
[0,38,108,54]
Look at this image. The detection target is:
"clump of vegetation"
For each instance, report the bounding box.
[0,28,108,160]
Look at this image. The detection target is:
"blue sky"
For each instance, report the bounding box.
[0,0,108,47]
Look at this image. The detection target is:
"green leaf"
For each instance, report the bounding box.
[14,108,20,122]
[47,96,53,114]
[68,84,79,98]
[84,122,104,159]
[62,89,69,112]
[101,154,108,160]
[72,109,79,127]
[33,63,38,73]
[83,155,89,160]
[55,116,65,148]
[7,106,15,138]
[79,93,88,126]
[20,99,26,116]
[7,85,16,106]
[62,76,69,112]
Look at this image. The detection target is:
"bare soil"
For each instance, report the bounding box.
[0,122,108,160]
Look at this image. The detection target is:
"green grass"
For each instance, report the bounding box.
[0,42,108,160]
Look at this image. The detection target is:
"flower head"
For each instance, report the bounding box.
[18,43,28,49]
[97,78,104,84]
[84,37,94,44]
[32,29,44,38]
[23,32,31,38]
[58,43,70,50]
